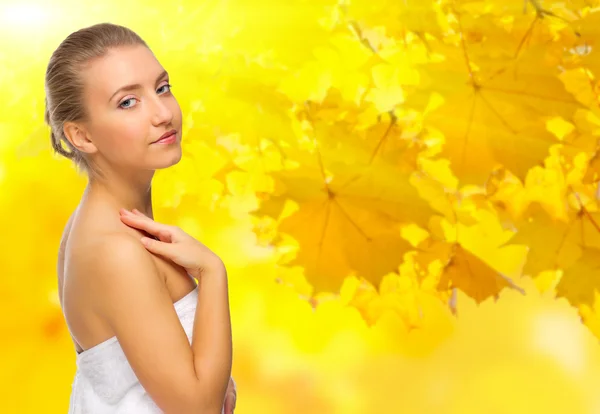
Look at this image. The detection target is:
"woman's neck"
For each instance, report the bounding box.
[84,172,154,219]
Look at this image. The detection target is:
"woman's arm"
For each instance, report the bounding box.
[84,233,232,413]
[190,264,232,411]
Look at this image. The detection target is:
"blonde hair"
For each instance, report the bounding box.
[44,23,148,175]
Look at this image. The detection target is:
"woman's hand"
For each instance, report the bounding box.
[119,208,226,280]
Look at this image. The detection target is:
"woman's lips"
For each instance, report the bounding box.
[153,131,177,144]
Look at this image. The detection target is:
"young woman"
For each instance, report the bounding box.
[45,23,236,413]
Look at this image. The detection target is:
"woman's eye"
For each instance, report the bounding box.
[119,98,136,109]
[158,83,172,94]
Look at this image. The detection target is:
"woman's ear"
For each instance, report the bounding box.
[63,122,98,155]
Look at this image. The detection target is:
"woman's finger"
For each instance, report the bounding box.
[223,377,236,414]
[121,208,149,219]
[155,228,173,243]
[140,236,176,258]
[119,211,172,238]
[223,392,235,414]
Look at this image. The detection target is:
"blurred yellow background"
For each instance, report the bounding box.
[4,0,600,412]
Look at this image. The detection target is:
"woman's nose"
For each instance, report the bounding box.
[150,96,174,126]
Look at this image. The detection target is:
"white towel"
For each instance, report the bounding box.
[67,286,223,413]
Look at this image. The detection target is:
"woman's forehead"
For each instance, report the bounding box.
[83,46,164,99]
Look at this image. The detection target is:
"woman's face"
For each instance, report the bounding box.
[76,44,183,173]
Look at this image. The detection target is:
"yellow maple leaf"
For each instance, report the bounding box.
[557,247,600,307]
[437,243,524,304]
[509,208,579,276]
[257,145,434,293]
[408,35,581,183]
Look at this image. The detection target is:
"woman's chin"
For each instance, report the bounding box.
[154,150,183,170]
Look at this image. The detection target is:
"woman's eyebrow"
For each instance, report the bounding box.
[108,70,169,103]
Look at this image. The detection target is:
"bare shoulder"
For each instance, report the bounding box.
[84,231,150,260]
[60,207,165,351]
[64,203,158,285]
[62,203,164,316]
[74,231,164,310]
